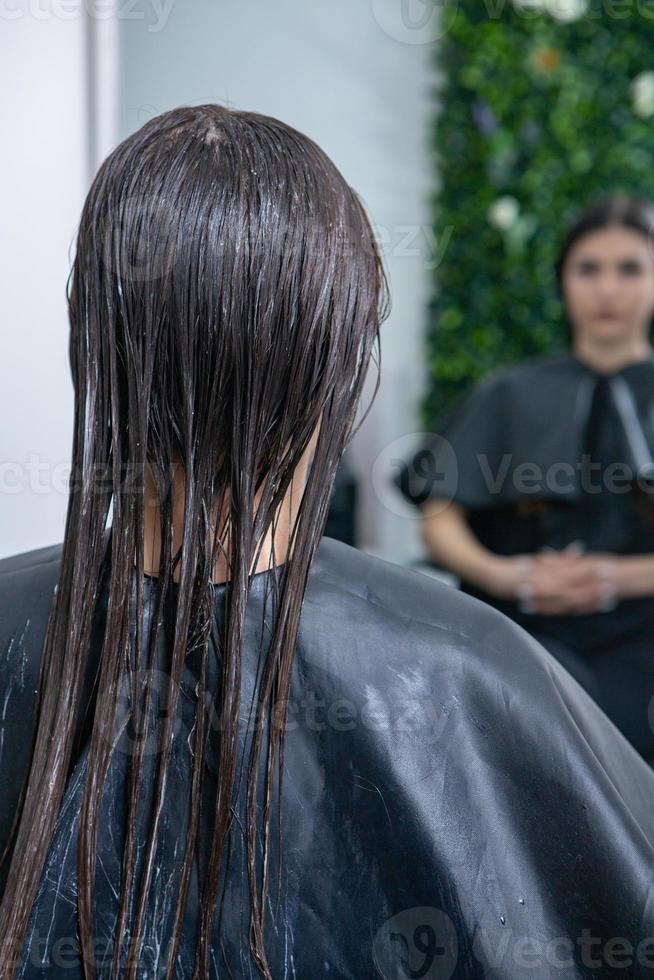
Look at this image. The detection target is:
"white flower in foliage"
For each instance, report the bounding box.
[487,196,520,231]
[631,72,654,119]
[545,0,588,22]
[512,0,588,20]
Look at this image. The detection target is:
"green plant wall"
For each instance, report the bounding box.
[422,0,654,427]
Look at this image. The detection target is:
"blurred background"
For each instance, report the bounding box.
[2,0,654,566]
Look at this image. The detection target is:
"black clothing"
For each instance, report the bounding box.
[2,536,654,977]
[394,352,654,761]
[324,456,358,546]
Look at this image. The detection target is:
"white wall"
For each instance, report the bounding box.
[0,10,88,558]
[0,0,436,565]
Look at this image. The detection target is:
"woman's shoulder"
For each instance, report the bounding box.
[305,536,654,841]
[308,536,524,650]
[0,541,63,577]
[0,542,62,670]
[481,351,578,393]
[305,536,565,694]
[303,537,572,714]
[0,541,62,683]
[0,543,64,893]
[437,353,579,421]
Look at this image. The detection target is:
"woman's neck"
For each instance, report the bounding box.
[571,335,652,375]
[139,460,309,585]
[137,426,320,584]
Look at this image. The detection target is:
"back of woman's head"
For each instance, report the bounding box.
[71,103,389,557]
[0,104,390,979]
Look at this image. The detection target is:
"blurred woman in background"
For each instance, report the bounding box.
[397,193,654,765]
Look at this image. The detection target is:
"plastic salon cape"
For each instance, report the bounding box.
[1,534,654,979]
[394,351,654,763]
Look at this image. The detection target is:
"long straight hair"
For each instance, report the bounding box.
[0,104,390,978]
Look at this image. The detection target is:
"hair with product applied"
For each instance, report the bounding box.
[0,104,390,979]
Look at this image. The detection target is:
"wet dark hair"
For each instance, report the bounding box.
[0,104,390,977]
[554,192,654,341]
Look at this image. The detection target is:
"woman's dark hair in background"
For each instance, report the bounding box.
[554,192,654,341]
[0,104,390,978]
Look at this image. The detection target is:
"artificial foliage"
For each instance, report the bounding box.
[422,0,654,427]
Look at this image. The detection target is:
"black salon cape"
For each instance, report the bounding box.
[394,351,654,525]
[1,537,654,979]
[394,352,654,761]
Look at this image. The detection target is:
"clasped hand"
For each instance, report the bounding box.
[498,543,620,616]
